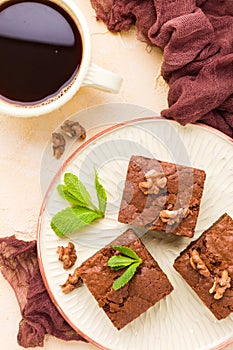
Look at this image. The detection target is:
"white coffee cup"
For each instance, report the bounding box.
[0,0,123,117]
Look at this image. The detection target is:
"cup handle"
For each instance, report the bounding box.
[82,62,123,93]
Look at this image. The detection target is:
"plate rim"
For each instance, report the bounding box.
[37,116,233,350]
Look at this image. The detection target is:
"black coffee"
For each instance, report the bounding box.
[0,0,82,104]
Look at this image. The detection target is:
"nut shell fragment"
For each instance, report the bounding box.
[52,132,65,159]
[61,120,86,139]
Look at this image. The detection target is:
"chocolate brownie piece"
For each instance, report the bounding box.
[118,155,206,237]
[78,229,173,330]
[174,213,233,320]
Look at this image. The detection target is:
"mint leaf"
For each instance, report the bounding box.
[108,245,143,290]
[64,173,92,207]
[113,245,141,261]
[108,255,136,270]
[94,169,107,214]
[57,184,87,206]
[51,170,107,236]
[112,262,141,291]
[51,206,102,236]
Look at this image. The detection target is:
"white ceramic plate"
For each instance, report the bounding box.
[37,117,233,350]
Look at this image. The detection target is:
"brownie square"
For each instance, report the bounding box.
[118,155,206,237]
[174,213,233,320]
[78,229,173,330]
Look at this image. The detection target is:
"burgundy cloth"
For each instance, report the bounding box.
[90,0,233,138]
[0,235,84,348]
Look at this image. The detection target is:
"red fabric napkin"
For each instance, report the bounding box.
[90,0,233,138]
[0,236,84,348]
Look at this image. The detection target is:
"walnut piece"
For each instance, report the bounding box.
[61,268,82,294]
[189,249,210,277]
[57,242,77,269]
[139,170,167,195]
[160,207,189,226]
[52,132,66,159]
[61,120,86,139]
[209,270,231,299]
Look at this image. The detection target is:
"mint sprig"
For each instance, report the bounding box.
[108,245,142,291]
[51,171,107,236]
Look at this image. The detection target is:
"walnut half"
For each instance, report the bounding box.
[189,249,210,277]
[139,170,167,195]
[57,242,77,269]
[61,268,82,294]
[160,207,190,226]
[209,270,231,299]
[61,120,86,139]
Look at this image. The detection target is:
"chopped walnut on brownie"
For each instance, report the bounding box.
[174,213,233,320]
[118,155,206,237]
[139,170,167,195]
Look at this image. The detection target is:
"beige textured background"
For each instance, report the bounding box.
[0,1,232,349]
